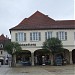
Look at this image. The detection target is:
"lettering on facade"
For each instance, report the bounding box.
[20,43,36,46]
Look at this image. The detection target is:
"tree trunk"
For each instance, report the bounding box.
[50,53,54,65]
[11,54,16,67]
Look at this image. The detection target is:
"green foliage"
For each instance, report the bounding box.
[42,37,64,54]
[4,42,22,55]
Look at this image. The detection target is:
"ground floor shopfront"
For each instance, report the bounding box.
[0,56,9,65]
[13,48,75,66]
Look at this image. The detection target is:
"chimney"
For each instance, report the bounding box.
[46,15,48,17]
[6,35,8,38]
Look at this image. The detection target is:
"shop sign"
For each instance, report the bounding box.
[20,43,36,46]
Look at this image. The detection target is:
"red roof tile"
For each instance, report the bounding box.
[10,11,75,31]
[0,34,9,41]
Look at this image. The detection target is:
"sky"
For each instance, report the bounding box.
[0,0,74,38]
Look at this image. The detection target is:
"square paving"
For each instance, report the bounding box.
[0,65,75,75]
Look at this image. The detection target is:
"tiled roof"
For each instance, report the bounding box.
[10,11,75,31]
[0,34,9,41]
[56,20,75,29]
[0,34,10,50]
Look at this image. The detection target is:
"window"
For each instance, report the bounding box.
[74,32,75,40]
[56,31,67,40]
[1,51,3,55]
[15,32,26,42]
[0,44,3,48]
[45,32,52,40]
[30,32,41,41]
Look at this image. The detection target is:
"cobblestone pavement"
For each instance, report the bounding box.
[0,65,75,75]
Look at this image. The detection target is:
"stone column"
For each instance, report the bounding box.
[42,56,45,65]
[31,52,34,66]
[69,51,73,64]
[35,56,38,65]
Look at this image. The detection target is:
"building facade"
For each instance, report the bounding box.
[0,34,10,65]
[10,11,75,66]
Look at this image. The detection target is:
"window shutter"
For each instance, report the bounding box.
[45,32,47,40]
[74,32,75,40]
[30,33,32,41]
[65,32,67,40]
[39,32,41,41]
[56,32,58,38]
[15,33,18,41]
[24,33,26,41]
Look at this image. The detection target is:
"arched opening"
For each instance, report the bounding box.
[0,57,4,65]
[54,49,70,65]
[16,50,31,66]
[34,49,51,65]
[0,59,4,65]
[72,49,75,64]
[63,49,70,64]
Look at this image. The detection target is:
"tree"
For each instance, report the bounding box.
[42,37,64,65]
[4,42,22,67]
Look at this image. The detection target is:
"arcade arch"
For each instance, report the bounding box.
[34,49,51,65]
[72,49,75,64]
[16,50,31,65]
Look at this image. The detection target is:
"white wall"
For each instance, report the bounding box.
[11,29,75,52]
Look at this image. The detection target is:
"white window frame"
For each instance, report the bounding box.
[30,32,41,41]
[15,32,26,42]
[56,31,67,41]
[45,32,52,40]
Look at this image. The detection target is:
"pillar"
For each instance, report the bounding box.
[69,51,73,64]
[42,56,45,65]
[35,56,38,65]
[31,52,34,66]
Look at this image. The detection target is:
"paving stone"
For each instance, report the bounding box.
[0,65,75,75]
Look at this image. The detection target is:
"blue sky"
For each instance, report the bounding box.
[0,0,74,38]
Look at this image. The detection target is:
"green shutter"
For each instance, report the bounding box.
[24,33,26,41]
[15,33,18,41]
[45,32,47,40]
[56,32,58,38]
[30,33,32,41]
[39,32,41,41]
[65,32,67,40]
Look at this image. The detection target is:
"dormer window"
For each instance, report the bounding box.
[0,44,3,48]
